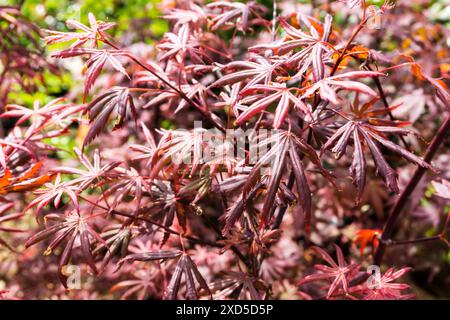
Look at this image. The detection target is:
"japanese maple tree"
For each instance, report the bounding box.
[0,0,449,300]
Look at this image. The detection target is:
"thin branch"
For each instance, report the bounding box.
[80,194,252,269]
[387,236,441,246]
[384,210,450,247]
[103,38,226,133]
[200,213,252,270]
[374,114,450,266]
[330,17,368,76]
[364,64,410,151]
[79,195,218,247]
[271,173,295,230]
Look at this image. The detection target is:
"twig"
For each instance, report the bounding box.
[200,213,252,270]
[271,173,295,230]
[80,194,252,269]
[363,64,411,151]
[384,210,450,247]
[374,115,450,266]
[387,236,441,246]
[330,17,368,76]
[79,195,218,247]
[103,38,226,133]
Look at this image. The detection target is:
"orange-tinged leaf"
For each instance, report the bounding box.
[368,118,411,127]
[304,16,324,35]
[333,45,369,64]
[351,45,369,60]
[289,13,300,29]
[331,52,350,68]
[411,63,425,80]
[353,229,382,256]
[0,169,12,192]
[5,174,54,193]
[15,160,43,183]
[397,54,426,80]
[440,63,450,75]
[428,78,450,96]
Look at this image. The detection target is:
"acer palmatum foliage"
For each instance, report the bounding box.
[0,0,449,300]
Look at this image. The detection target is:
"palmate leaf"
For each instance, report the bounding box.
[1,97,71,126]
[25,210,104,282]
[301,71,384,104]
[82,87,136,148]
[257,131,328,229]
[0,161,53,196]
[214,83,252,118]
[0,137,37,170]
[102,167,151,215]
[358,267,414,300]
[163,2,207,29]
[209,271,266,300]
[26,173,80,219]
[227,130,331,232]
[129,122,159,167]
[139,82,208,114]
[250,14,333,82]
[120,250,211,300]
[51,48,130,101]
[322,120,433,200]
[53,148,121,191]
[93,224,136,271]
[164,254,212,300]
[236,84,310,129]
[148,128,215,180]
[139,180,187,245]
[110,267,160,300]
[157,24,206,64]
[44,12,115,49]
[0,139,32,170]
[209,57,282,90]
[207,1,267,32]
[298,245,360,299]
